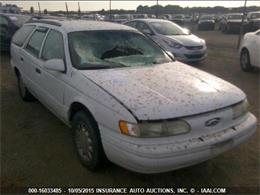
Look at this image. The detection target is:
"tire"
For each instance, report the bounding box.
[240,49,253,72]
[17,74,35,101]
[222,25,227,33]
[72,110,106,171]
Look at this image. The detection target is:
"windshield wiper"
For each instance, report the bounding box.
[81,63,126,70]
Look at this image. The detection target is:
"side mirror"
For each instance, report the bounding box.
[44,59,65,72]
[183,28,191,35]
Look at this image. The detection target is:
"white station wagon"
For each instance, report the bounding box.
[11,19,257,173]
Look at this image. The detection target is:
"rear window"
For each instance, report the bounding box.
[12,25,35,47]
[0,15,9,26]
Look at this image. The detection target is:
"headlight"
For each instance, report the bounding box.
[201,39,206,44]
[232,99,249,120]
[163,39,183,49]
[119,120,191,137]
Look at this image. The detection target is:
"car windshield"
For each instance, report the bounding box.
[173,15,184,19]
[228,15,242,19]
[251,13,260,19]
[116,15,129,19]
[150,21,189,35]
[200,16,214,20]
[68,30,172,70]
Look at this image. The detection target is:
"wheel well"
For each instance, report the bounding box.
[241,47,248,53]
[69,102,97,124]
[14,67,20,78]
[240,47,250,57]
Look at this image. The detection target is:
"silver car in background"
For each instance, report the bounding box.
[125,19,207,63]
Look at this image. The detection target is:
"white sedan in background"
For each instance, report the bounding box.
[125,19,207,63]
[240,29,260,71]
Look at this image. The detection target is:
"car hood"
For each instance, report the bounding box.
[199,20,215,23]
[251,18,260,22]
[81,62,245,120]
[164,34,204,46]
[227,19,243,23]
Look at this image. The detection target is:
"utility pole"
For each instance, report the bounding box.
[156,0,159,18]
[237,0,247,49]
[65,2,69,17]
[109,0,112,21]
[78,1,81,17]
[38,2,41,16]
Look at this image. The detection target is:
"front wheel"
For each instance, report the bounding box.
[72,111,106,171]
[240,49,253,72]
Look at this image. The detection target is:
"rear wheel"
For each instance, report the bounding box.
[72,111,106,171]
[17,74,35,101]
[240,49,253,72]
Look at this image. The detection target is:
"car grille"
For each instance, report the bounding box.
[184,54,204,59]
[185,45,203,50]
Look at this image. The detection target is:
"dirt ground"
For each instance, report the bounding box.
[1,30,259,192]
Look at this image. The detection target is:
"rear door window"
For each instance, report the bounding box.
[12,25,35,47]
[0,15,9,36]
[41,30,64,61]
[25,27,48,57]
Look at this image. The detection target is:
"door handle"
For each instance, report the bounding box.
[35,68,41,74]
[20,57,24,61]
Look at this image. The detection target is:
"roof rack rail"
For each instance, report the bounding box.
[27,19,62,26]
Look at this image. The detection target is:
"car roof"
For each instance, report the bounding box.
[0,13,32,27]
[248,11,260,14]
[129,18,170,23]
[227,13,243,15]
[27,19,137,33]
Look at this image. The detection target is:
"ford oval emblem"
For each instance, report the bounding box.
[205,117,221,127]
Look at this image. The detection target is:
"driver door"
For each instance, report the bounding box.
[38,29,67,119]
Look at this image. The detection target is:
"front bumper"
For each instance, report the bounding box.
[100,113,257,173]
[171,47,207,63]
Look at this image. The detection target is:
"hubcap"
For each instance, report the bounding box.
[75,122,93,161]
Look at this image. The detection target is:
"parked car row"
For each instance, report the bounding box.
[10,18,257,173]
[219,11,260,33]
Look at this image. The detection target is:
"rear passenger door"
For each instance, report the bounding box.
[22,26,48,96]
[38,29,67,118]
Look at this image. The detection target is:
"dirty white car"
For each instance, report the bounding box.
[239,29,260,71]
[125,19,207,63]
[11,19,257,173]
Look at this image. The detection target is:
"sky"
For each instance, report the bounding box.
[1,1,260,11]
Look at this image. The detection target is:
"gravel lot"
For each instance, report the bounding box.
[1,30,259,193]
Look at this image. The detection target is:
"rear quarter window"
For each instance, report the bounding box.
[12,25,35,47]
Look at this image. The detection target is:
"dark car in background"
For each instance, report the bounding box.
[198,15,215,30]
[171,14,185,25]
[0,13,32,52]
[247,11,260,32]
[219,13,244,33]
